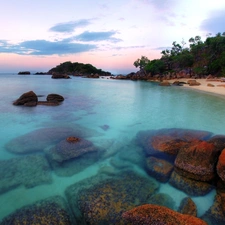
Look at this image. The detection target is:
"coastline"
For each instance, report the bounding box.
[171,78,225,98]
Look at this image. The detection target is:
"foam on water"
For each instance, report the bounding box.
[0,74,224,221]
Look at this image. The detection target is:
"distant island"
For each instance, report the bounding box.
[48,61,111,76]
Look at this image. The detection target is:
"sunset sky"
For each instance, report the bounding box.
[1,0,225,74]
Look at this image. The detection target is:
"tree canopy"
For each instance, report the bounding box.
[134,32,225,77]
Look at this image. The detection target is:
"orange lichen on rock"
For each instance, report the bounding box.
[66,136,81,143]
[217,149,225,181]
[175,140,218,181]
[122,204,207,225]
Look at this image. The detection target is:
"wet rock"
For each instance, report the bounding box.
[208,135,225,152]
[169,171,213,196]
[47,93,64,102]
[175,140,219,182]
[201,193,225,225]
[148,193,175,209]
[145,156,173,182]
[51,73,71,79]
[0,196,74,225]
[13,91,38,106]
[65,171,159,224]
[159,81,171,86]
[122,204,207,225]
[217,149,225,182]
[136,128,212,158]
[0,154,52,194]
[178,197,197,216]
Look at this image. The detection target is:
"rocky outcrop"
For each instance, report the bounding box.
[122,204,207,225]
[13,91,38,106]
[51,73,71,79]
[18,71,30,75]
[145,156,173,182]
[217,149,225,182]
[174,140,219,182]
[13,91,64,106]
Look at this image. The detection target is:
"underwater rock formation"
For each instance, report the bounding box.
[145,156,174,182]
[46,137,98,163]
[5,126,88,154]
[122,204,207,225]
[148,193,175,210]
[169,171,213,196]
[0,154,52,194]
[65,171,159,224]
[178,197,197,217]
[201,193,225,225]
[0,196,74,225]
[136,128,212,158]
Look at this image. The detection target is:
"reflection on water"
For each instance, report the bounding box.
[0,75,225,224]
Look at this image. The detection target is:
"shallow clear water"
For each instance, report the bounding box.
[0,74,224,220]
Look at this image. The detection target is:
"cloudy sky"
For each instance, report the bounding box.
[1,0,225,74]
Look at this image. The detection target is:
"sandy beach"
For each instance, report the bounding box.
[171,78,225,98]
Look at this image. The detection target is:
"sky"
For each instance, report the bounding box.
[1,0,225,74]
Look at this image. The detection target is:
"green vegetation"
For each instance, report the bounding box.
[48,61,111,76]
[134,32,225,77]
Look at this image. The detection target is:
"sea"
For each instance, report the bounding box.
[0,73,224,221]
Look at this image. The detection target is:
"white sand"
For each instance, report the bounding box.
[171,79,225,97]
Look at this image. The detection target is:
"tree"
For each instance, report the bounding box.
[133,56,150,75]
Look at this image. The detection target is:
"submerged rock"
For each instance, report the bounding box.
[65,171,159,224]
[0,196,74,225]
[122,204,207,225]
[148,193,175,209]
[169,171,213,196]
[145,156,174,182]
[13,90,38,106]
[46,137,98,163]
[201,193,225,225]
[136,128,212,158]
[178,197,197,217]
[5,126,89,154]
[0,154,52,194]
[175,140,219,182]
[46,93,64,102]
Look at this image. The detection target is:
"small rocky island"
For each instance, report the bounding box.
[13,91,64,106]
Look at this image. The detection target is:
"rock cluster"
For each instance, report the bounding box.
[13,91,64,106]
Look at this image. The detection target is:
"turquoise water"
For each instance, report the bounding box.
[0,74,224,221]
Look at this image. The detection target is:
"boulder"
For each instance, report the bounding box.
[178,197,197,216]
[148,193,175,209]
[145,156,173,182]
[201,193,225,225]
[208,135,225,153]
[0,196,73,225]
[65,171,159,224]
[187,80,201,86]
[13,91,38,106]
[122,204,207,225]
[136,128,212,158]
[174,140,219,181]
[51,73,71,79]
[217,149,225,182]
[46,138,98,163]
[159,81,171,86]
[47,93,64,102]
[169,171,213,196]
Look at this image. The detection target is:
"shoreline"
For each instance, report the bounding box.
[170,78,225,99]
